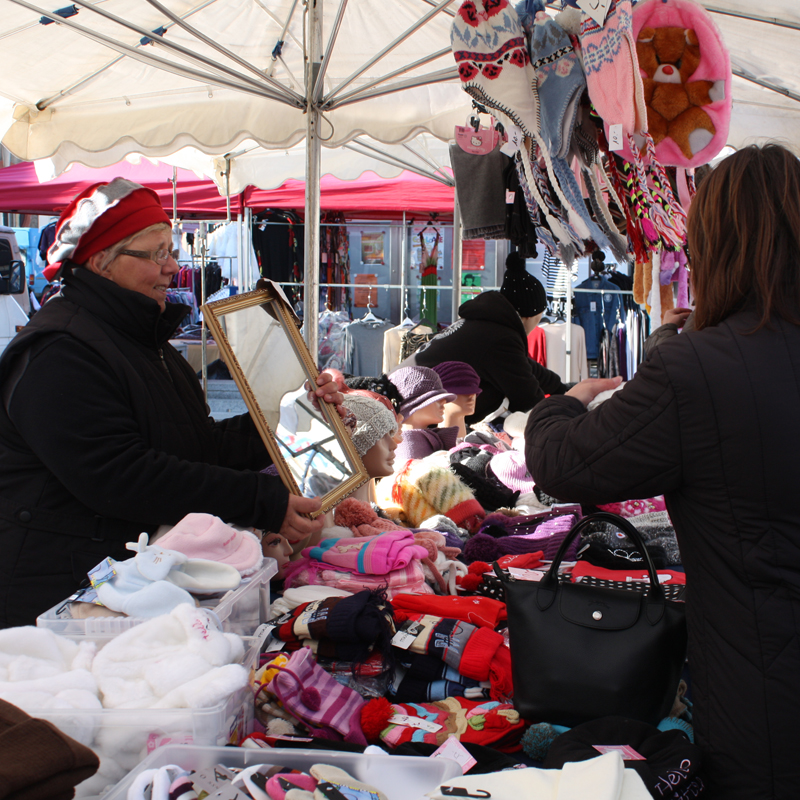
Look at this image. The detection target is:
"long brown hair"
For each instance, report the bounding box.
[687,144,800,330]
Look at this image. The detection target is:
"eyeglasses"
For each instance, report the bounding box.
[118,248,179,266]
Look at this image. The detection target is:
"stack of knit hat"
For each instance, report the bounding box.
[385,452,486,533]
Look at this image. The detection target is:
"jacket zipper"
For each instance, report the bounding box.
[157,348,174,385]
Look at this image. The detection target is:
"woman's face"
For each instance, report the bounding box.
[361,432,398,478]
[102,227,179,311]
[261,532,293,577]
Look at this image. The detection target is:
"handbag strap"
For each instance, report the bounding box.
[516,512,668,623]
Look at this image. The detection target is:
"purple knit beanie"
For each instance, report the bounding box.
[389,366,456,420]
[432,361,483,396]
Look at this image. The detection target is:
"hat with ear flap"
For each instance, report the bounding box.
[47,177,171,270]
[579,0,648,138]
[451,0,540,139]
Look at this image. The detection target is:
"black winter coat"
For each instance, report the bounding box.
[525,310,800,799]
[414,291,567,423]
[0,268,288,627]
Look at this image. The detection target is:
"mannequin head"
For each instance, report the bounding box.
[261,532,293,577]
[402,399,446,429]
[431,361,483,437]
[340,394,399,477]
[389,366,455,430]
[361,432,398,478]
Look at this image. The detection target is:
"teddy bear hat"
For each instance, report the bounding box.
[631,0,731,167]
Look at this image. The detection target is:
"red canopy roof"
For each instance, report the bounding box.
[0,160,454,220]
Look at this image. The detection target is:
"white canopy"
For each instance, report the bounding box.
[1,0,798,352]
[0,1,798,163]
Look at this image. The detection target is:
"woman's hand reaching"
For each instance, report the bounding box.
[566,375,623,407]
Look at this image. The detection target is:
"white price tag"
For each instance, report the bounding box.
[252,623,274,651]
[507,567,547,581]
[590,301,597,312]
[576,0,613,27]
[608,123,623,152]
[389,714,442,732]
[500,124,524,156]
[431,736,477,774]
[391,630,416,650]
[505,190,516,205]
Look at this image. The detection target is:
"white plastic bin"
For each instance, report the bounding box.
[36,557,277,637]
[25,639,257,799]
[103,744,463,800]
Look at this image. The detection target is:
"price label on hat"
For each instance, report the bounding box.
[500,124,524,157]
[576,0,613,27]
[389,714,442,732]
[608,124,624,152]
[431,736,478,774]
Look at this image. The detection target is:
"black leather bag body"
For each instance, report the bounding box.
[496,512,687,727]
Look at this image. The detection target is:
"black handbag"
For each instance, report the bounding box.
[495,512,687,727]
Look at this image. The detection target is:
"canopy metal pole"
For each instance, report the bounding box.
[451,193,462,324]
[400,211,407,317]
[171,166,177,219]
[236,211,243,292]
[199,222,208,401]
[303,0,322,360]
[565,266,573,381]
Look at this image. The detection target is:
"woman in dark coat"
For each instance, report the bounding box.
[413,253,567,424]
[525,144,800,799]
[0,178,331,627]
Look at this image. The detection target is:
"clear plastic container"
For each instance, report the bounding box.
[103,744,463,800]
[36,557,277,637]
[26,639,257,800]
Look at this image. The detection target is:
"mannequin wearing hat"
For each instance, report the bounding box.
[0,177,340,628]
[413,253,567,425]
[339,394,400,504]
[432,361,483,439]
[388,366,460,462]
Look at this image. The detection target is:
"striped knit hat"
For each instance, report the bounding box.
[579,0,647,137]
[392,457,486,533]
[45,178,170,279]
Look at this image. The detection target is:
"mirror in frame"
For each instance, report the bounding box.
[202,283,368,516]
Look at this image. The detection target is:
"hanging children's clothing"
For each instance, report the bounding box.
[345,317,394,376]
[383,323,433,373]
[540,322,589,383]
[572,276,622,359]
[527,326,547,367]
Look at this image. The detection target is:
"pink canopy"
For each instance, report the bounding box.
[0,160,454,220]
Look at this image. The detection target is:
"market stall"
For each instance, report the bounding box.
[0,0,798,798]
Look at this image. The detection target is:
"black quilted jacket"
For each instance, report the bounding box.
[525,310,800,799]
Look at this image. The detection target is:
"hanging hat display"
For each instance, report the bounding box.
[632,0,732,168]
[451,0,540,139]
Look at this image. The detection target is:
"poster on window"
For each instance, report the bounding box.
[354,273,378,307]
[461,240,485,270]
[361,232,385,265]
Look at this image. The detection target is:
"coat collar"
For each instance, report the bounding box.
[62,267,189,348]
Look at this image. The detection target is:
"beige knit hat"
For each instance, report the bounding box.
[341,395,398,457]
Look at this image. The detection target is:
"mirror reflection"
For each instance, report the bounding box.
[213,295,362,504]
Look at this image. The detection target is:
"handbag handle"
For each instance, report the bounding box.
[498,512,668,623]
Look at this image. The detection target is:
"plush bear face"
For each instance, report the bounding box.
[636,26,701,85]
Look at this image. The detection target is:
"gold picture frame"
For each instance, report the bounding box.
[202,281,368,516]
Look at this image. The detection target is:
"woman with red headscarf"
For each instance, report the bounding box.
[0,178,336,627]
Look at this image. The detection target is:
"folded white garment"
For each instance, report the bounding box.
[428,753,651,800]
[92,604,245,709]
